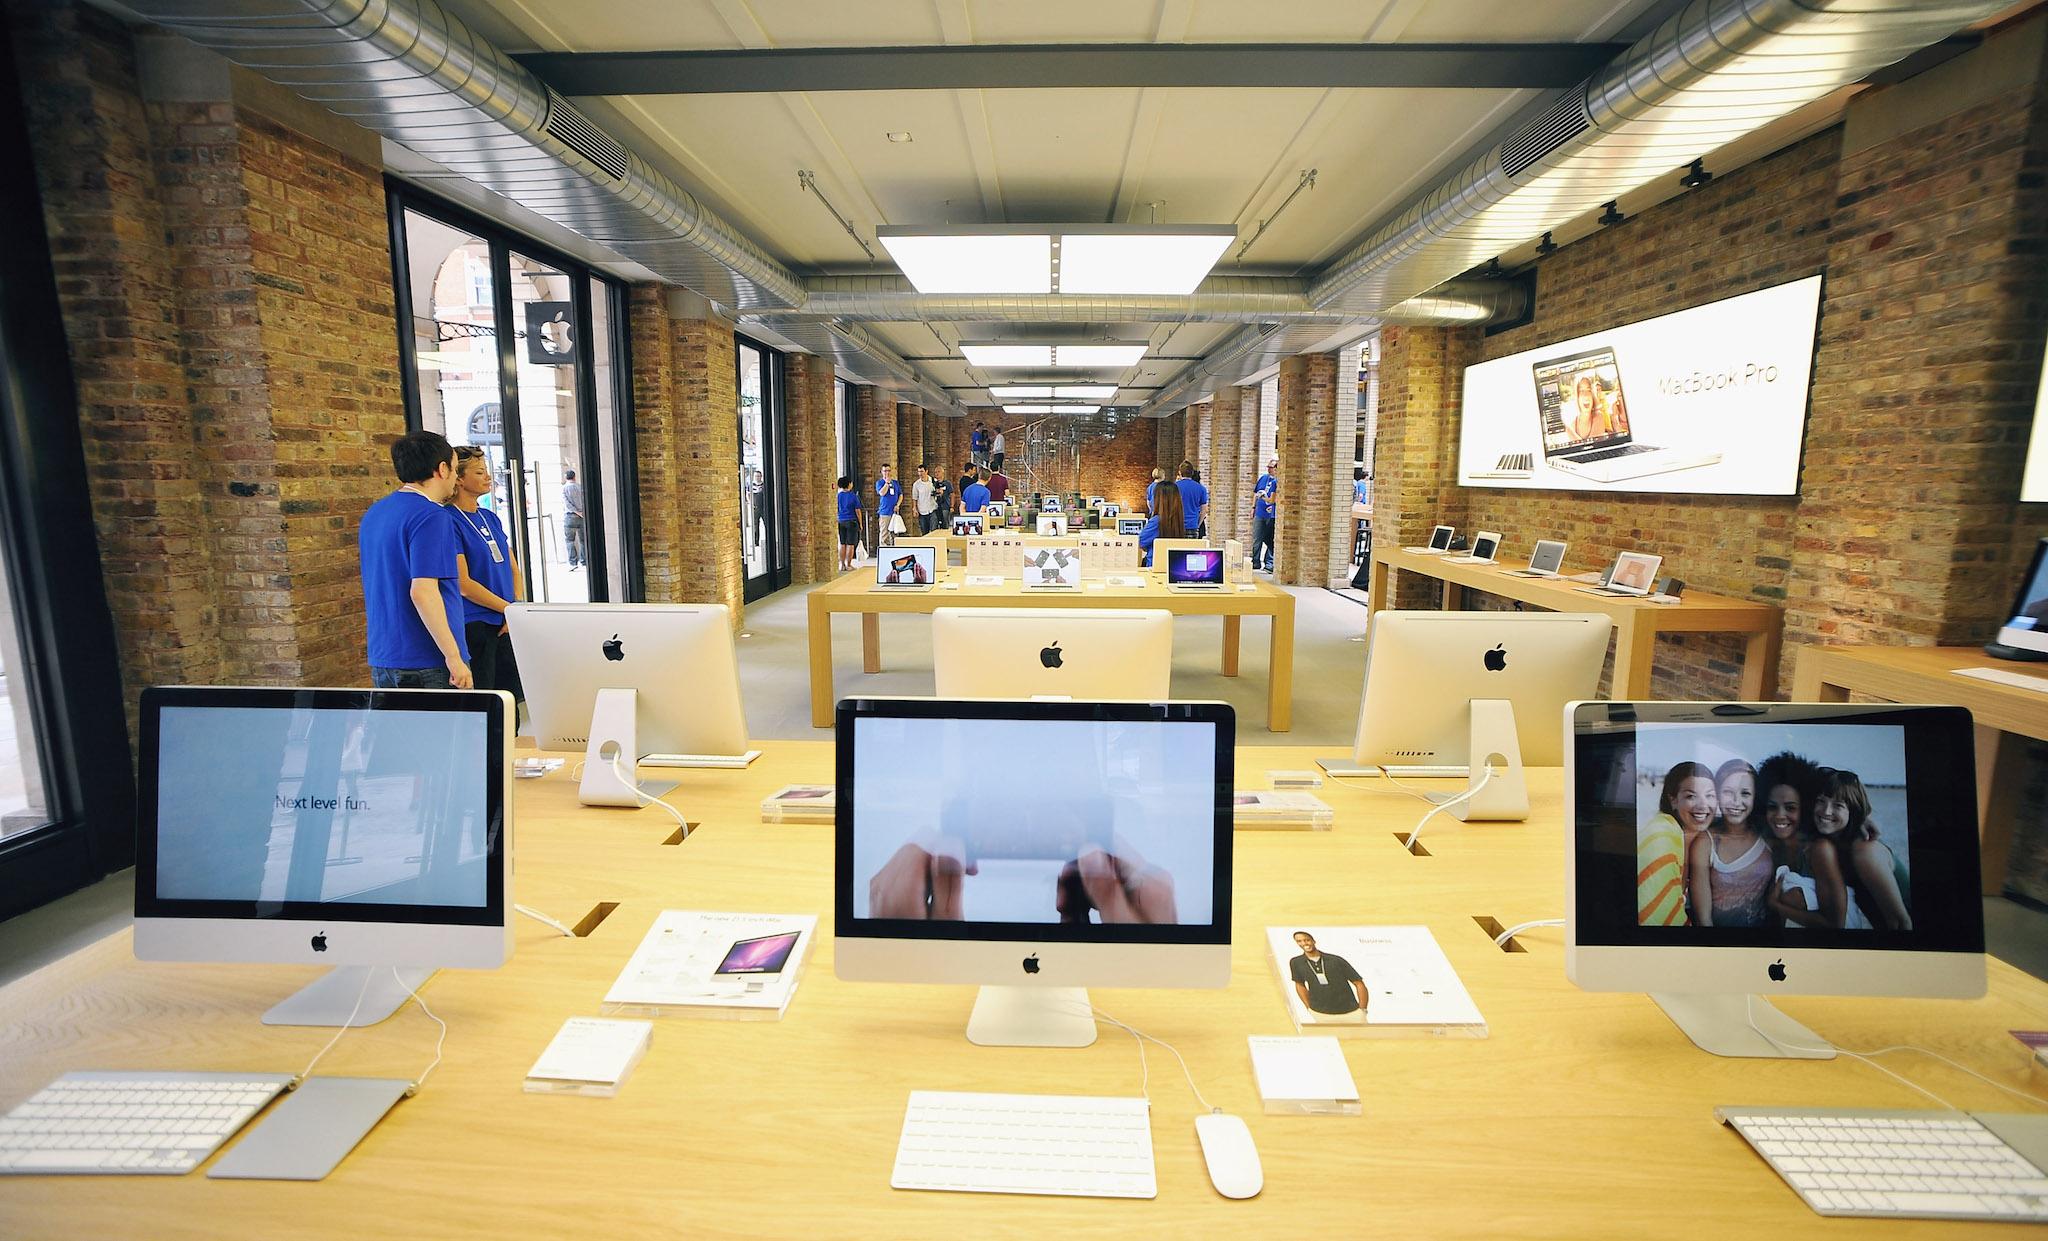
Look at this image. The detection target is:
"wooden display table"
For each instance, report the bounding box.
[1792,644,2048,893]
[807,566,1295,731]
[1367,545,1784,699]
[4,744,2045,1239]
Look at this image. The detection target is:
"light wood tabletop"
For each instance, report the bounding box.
[1368,545,1784,699]
[807,566,1295,731]
[1793,644,2048,894]
[3,742,2045,1239]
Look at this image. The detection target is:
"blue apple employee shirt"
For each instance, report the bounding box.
[1254,473,1276,520]
[875,477,900,516]
[360,488,469,669]
[837,489,860,521]
[450,504,516,626]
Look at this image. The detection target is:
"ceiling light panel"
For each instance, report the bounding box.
[1053,385,1117,400]
[1057,230,1234,295]
[1052,345,1146,368]
[876,232,1051,294]
[1004,404,1101,415]
[961,345,1053,368]
[988,385,1054,399]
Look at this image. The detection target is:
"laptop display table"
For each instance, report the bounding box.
[807,565,1294,731]
[1366,544,1782,700]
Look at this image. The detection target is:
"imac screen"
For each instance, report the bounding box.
[152,704,493,911]
[717,931,801,975]
[846,713,1219,931]
[1571,706,1980,952]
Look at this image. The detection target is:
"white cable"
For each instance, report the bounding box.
[1327,771,1440,807]
[295,967,377,1084]
[1493,918,1563,947]
[609,750,690,837]
[1404,764,1494,851]
[1736,996,2041,1113]
[1088,1005,1216,1114]
[514,904,577,937]
[392,968,448,1094]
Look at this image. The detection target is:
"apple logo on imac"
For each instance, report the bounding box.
[310,933,328,953]
[1767,959,1787,982]
[1040,642,1063,669]
[602,634,625,662]
[1021,954,1040,975]
[1483,644,1507,672]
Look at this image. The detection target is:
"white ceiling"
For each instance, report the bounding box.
[431,0,1699,406]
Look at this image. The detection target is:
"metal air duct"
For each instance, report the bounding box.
[1306,0,2008,315]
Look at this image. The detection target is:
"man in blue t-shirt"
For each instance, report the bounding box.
[961,469,991,514]
[836,475,861,573]
[1251,456,1279,573]
[359,430,470,689]
[1175,461,1209,536]
[875,466,901,547]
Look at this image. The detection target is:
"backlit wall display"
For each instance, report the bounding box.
[2022,327,2048,503]
[1458,275,1822,496]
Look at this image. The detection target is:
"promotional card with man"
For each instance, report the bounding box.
[1458,275,1822,496]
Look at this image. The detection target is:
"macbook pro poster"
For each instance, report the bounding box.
[1457,275,1822,496]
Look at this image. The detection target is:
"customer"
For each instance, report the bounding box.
[987,466,1009,505]
[836,476,860,572]
[874,465,901,547]
[958,461,979,506]
[990,426,1006,474]
[359,430,470,689]
[913,464,937,534]
[961,468,991,514]
[1175,460,1208,536]
[449,445,522,703]
[562,468,585,571]
[1251,457,1279,572]
[1138,480,1184,567]
[932,470,953,524]
[970,422,989,469]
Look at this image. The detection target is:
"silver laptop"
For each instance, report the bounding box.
[1533,347,1720,483]
[1504,538,1567,578]
[1165,548,1225,591]
[876,547,938,592]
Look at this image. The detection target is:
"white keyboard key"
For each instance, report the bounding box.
[16,1150,113,1170]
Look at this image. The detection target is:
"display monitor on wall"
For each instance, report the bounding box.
[1459,276,1822,496]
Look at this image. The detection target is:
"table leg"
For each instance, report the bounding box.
[1443,581,1463,611]
[1267,596,1294,732]
[1789,649,1850,703]
[1222,615,1241,678]
[861,612,881,674]
[808,596,835,728]
[1977,726,2027,896]
[1739,622,1784,701]
[1611,618,1658,699]
[1367,557,1389,614]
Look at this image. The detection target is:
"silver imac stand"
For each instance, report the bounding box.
[1316,700,1530,821]
[966,986,1097,1048]
[263,966,434,1027]
[1650,993,1835,1060]
[578,688,678,807]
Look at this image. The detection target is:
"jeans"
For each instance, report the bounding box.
[918,511,938,534]
[990,451,1004,474]
[464,622,523,701]
[1251,515,1275,570]
[371,665,451,689]
[564,514,585,568]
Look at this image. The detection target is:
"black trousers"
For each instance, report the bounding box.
[465,622,524,703]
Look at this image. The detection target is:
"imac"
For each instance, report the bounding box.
[507,603,757,808]
[136,686,512,1027]
[1318,611,1612,819]
[933,607,1171,700]
[1987,536,2048,661]
[984,501,1008,527]
[1117,517,1146,537]
[1566,700,1984,1058]
[952,513,984,536]
[836,697,1233,1046]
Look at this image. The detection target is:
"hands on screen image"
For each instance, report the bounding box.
[867,837,1177,924]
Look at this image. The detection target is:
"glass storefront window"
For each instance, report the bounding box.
[508,251,592,603]
[0,529,47,840]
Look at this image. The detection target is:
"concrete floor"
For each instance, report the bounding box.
[3,574,2044,1004]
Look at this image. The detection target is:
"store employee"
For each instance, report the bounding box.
[961,470,991,513]
[1288,931,1367,1017]
[875,466,900,519]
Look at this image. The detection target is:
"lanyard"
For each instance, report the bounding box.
[456,505,504,562]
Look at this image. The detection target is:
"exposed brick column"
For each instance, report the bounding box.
[1207,387,1243,545]
[1274,354,1338,584]
[1236,385,1261,549]
[1154,416,1178,492]
[895,402,924,499]
[782,353,836,585]
[627,286,683,601]
[854,386,894,547]
[633,295,742,620]
[1373,326,1477,605]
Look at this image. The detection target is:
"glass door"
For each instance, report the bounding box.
[507,250,598,603]
[738,338,789,600]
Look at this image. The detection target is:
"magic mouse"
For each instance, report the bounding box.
[1194,1111,1262,1199]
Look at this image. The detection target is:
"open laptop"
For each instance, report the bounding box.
[1504,538,1568,578]
[1403,525,1454,555]
[876,546,937,591]
[1533,347,1721,483]
[1117,517,1146,537]
[1023,546,1081,590]
[1165,547,1225,591]
[951,513,984,536]
[1446,531,1502,565]
[1581,551,1660,597]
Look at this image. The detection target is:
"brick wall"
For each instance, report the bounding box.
[783,352,836,583]
[13,0,404,717]
[1234,385,1261,548]
[895,402,924,509]
[1207,387,1243,544]
[853,385,894,545]
[1076,413,1157,513]
[1373,325,1478,606]
[1273,354,1337,585]
[628,296,742,621]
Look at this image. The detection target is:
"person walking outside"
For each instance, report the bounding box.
[1252,456,1279,573]
[360,430,470,689]
[913,464,937,534]
[562,468,586,571]
[450,445,522,702]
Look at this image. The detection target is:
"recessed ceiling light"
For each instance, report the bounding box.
[1054,385,1117,400]
[989,385,1054,399]
[1058,229,1234,295]
[886,131,913,143]
[878,224,1232,295]
[961,344,1053,368]
[1052,345,1145,368]
[1004,404,1101,415]
[879,231,1051,294]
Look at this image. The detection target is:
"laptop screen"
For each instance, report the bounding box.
[1167,549,1223,585]
[877,546,936,586]
[1534,347,1634,456]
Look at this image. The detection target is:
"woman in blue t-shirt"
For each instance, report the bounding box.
[449,446,523,701]
[1139,481,1185,568]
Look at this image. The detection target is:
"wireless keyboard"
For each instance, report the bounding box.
[1720,1106,2048,1221]
[892,1091,1155,1199]
[0,1071,294,1174]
